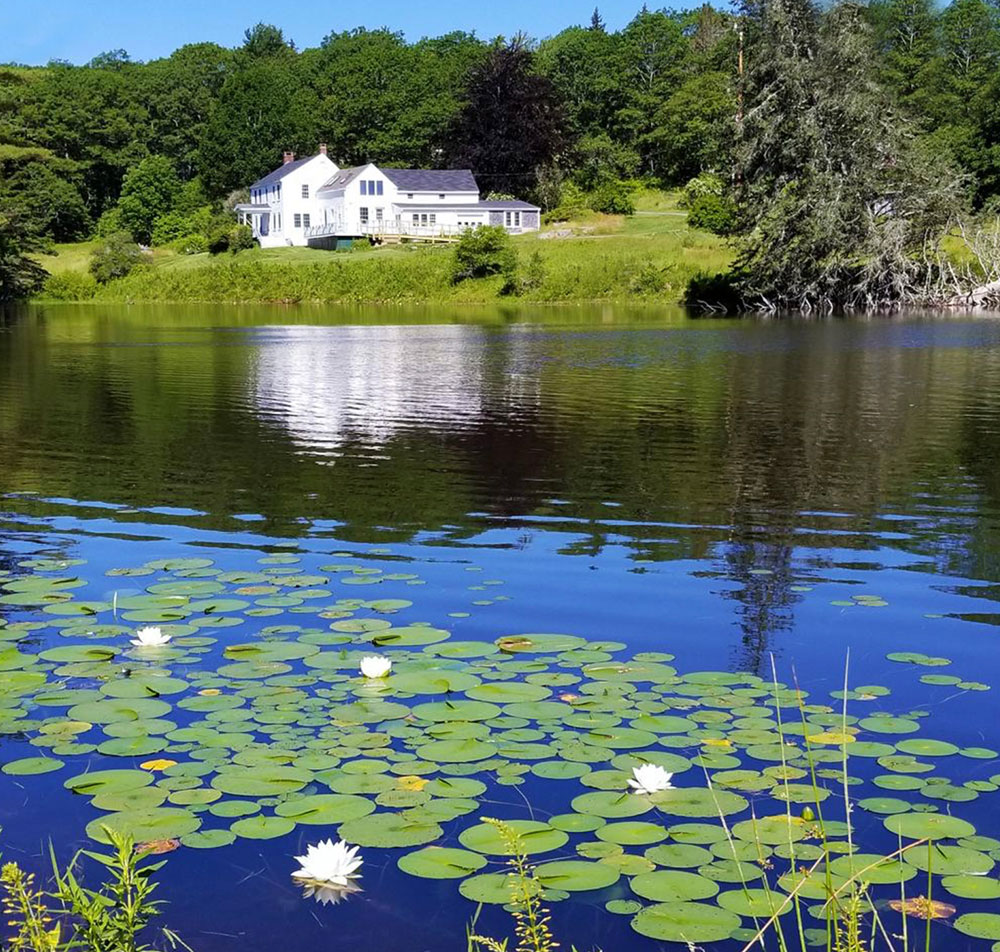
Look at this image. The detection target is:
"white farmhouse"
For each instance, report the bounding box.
[237,146,541,248]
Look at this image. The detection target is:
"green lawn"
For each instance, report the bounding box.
[36,190,733,304]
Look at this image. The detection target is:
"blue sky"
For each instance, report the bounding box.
[1,0,655,65]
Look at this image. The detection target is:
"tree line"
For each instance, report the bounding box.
[2,2,1000,306]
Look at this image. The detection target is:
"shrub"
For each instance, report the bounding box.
[171,233,208,255]
[588,180,636,216]
[89,232,146,283]
[545,182,589,223]
[686,193,736,235]
[680,172,725,209]
[208,228,231,255]
[628,262,669,295]
[503,249,547,296]
[451,225,517,284]
[42,271,98,300]
[229,224,255,253]
[151,211,192,246]
[152,206,215,246]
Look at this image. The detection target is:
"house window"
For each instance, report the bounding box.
[407,193,413,199]
[294,213,302,228]
[303,214,311,228]
[412,213,419,224]
[375,208,383,221]
[439,194,445,199]
[420,213,428,226]
[429,213,436,225]
[376,181,383,195]
[360,207,369,224]
[360,181,367,196]
[302,184,309,198]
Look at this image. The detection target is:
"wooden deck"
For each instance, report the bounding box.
[305,222,465,245]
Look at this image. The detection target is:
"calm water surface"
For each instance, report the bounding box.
[2,303,1000,951]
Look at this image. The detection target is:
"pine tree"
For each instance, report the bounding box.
[730,0,963,310]
[590,7,606,31]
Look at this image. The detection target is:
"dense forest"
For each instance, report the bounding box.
[2,0,1000,308]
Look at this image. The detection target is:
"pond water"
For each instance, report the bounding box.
[2,303,1000,952]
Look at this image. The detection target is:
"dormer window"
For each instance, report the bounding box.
[407,193,413,199]
[301,184,309,198]
[439,194,445,199]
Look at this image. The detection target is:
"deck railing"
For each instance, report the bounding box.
[305,221,501,240]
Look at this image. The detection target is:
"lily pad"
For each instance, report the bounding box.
[630,901,742,942]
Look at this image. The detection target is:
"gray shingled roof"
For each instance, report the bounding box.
[478,200,539,210]
[382,169,478,192]
[318,167,366,191]
[250,155,318,190]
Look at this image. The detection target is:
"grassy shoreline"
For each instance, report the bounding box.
[34,195,732,306]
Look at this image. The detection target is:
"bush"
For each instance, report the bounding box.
[680,172,725,209]
[42,271,98,300]
[171,233,208,255]
[588,180,636,216]
[151,211,193,246]
[152,206,214,246]
[89,232,147,283]
[545,182,589,223]
[501,249,548,296]
[208,228,231,255]
[451,226,517,283]
[686,193,736,235]
[229,224,255,253]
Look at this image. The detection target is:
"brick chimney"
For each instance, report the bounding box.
[318,143,328,156]
[282,150,295,165]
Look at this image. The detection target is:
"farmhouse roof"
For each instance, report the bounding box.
[318,167,367,190]
[478,200,539,210]
[250,155,316,190]
[382,168,478,192]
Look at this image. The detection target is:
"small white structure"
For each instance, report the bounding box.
[237,147,541,248]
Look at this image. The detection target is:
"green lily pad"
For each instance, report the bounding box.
[459,820,568,856]
[596,821,667,846]
[86,807,200,843]
[211,766,312,797]
[230,815,295,839]
[3,756,64,775]
[535,860,620,891]
[630,869,719,902]
[955,914,1000,940]
[273,794,375,824]
[630,901,742,942]
[942,875,1000,900]
[571,791,653,818]
[398,847,487,879]
[339,811,443,847]
[884,812,976,840]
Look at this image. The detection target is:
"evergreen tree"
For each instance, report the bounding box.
[590,8,606,31]
[0,204,47,302]
[731,0,962,309]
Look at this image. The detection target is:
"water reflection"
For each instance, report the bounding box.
[251,325,538,452]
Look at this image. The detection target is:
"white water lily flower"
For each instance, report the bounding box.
[130,626,171,648]
[628,763,674,794]
[359,655,391,679]
[292,839,363,902]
